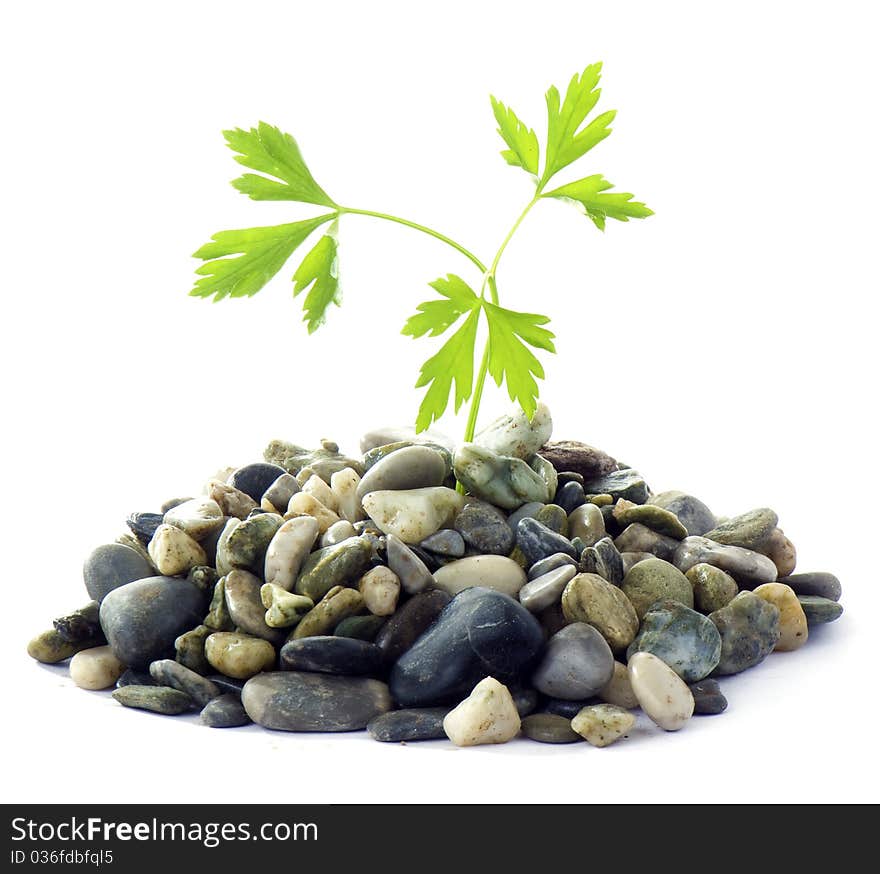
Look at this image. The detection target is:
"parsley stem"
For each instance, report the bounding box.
[338,207,486,273]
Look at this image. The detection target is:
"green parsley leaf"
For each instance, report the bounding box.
[484,302,556,419]
[402,274,480,338]
[490,96,540,176]
[225,122,336,207]
[292,232,341,333]
[542,63,615,183]
[543,174,653,230]
[190,215,333,301]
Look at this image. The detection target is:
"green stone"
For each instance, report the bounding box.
[263,439,363,481]
[686,563,739,613]
[620,557,694,619]
[224,513,283,573]
[704,508,778,550]
[561,573,639,652]
[260,584,314,628]
[292,586,364,639]
[709,591,781,675]
[335,615,387,641]
[521,713,582,744]
[453,444,551,510]
[797,595,844,625]
[616,504,687,539]
[294,537,373,602]
[204,578,235,631]
[112,685,195,715]
[535,504,569,536]
[174,624,213,674]
[27,629,100,664]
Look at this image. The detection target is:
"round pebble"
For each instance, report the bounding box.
[628,651,694,731]
[69,646,125,690]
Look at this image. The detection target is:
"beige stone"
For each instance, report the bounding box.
[753,582,808,651]
[628,651,694,731]
[69,646,125,690]
[571,704,635,747]
[443,677,521,747]
[598,661,640,709]
[330,468,366,523]
[302,474,339,513]
[433,555,526,598]
[285,492,340,534]
[358,566,401,616]
[148,524,206,576]
[264,516,320,591]
[205,632,276,679]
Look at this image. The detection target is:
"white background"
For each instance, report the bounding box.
[2,0,878,804]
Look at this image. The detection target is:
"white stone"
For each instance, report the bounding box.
[361,487,465,544]
[163,497,224,541]
[473,401,553,460]
[69,646,125,690]
[302,474,339,513]
[260,583,314,628]
[214,517,242,576]
[571,704,635,747]
[330,467,366,523]
[518,564,577,612]
[264,516,320,591]
[148,524,207,576]
[628,651,694,731]
[321,519,358,548]
[443,677,521,747]
[285,492,340,533]
[205,479,257,519]
[433,555,527,598]
[358,566,401,616]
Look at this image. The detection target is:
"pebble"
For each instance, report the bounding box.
[263,516,320,591]
[206,480,258,520]
[285,492,340,533]
[263,438,364,481]
[752,583,809,651]
[420,529,466,558]
[112,685,195,715]
[228,462,289,502]
[260,473,300,514]
[362,486,465,543]
[389,587,543,706]
[187,565,219,594]
[442,677,521,746]
[53,602,104,645]
[321,519,358,547]
[69,646,125,690]
[580,537,625,586]
[454,501,515,555]
[367,707,449,742]
[689,678,728,715]
[302,474,340,514]
[294,536,373,602]
[358,566,401,616]
[330,468,366,524]
[335,615,386,640]
[291,586,364,639]
[598,661,640,709]
[541,698,591,719]
[126,512,164,545]
[516,517,577,566]
[386,534,434,594]
[280,636,384,675]
[534,503,568,535]
[621,552,654,574]
[614,503,688,539]
[538,440,618,481]
[224,569,285,644]
[356,445,448,500]
[200,694,252,727]
[242,671,393,731]
[561,573,640,652]
[614,524,680,562]
[374,589,452,664]
[620,558,694,619]
[556,480,586,514]
[568,503,606,547]
[213,518,241,576]
[571,704,635,747]
[149,659,221,706]
[174,624,213,674]
[147,525,207,576]
[473,401,553,460]
[528,552,578,580]
[583,469,648,504]
[648,491,716,537]
[531,622,614,699]
[432,555,527,598]
[709,591,781,675]
[163,497,224,541]
[521,713,582,744]
[83,543,154,603]
[519,564,578,612]
[100,576,207,670]
[204,631,276,679]
[628,651,695,731]
[760,528,797,577]
[704,508,778,550]
[362,440,451,475]
[673,536,778,586]
[780,572,842,601]
[260,584,313,628]
[686,563,739,613]
[224,513,283,572]
[204,577,234,631]
[507,501,545,532]
[627,599,722,682]
[453,444,552,509]
[798,595,844,625]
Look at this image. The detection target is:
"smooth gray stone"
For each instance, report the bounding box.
[228,462,288,502]
[674,536,778,586]
[614,523,680,561]
[83,544,154,603]
[519,564,578,612]
[583,469,649,504]
[689,678,728,715]
[555,481,586,514]
[516,517,577,566]
[386,534,434,594]
[512,687,540,717]
[100,576,207,670]
[242,672,393,731]
[279,636,384,675]
[542,698,594,719]
[374,589,452,664]
[420,529,466,558]
[356,445,448,500]
[454,501,515,555]
[367,707,449,742]
[782,572,842,601]
[531,623,614,700]
[521,712,582,744]
[649,491,716,537]
[261,473,300,512]
[200,693,252,727]
[528,552,578,581]
[507,502,545,532]
[704,508,778,550]
[149,659,221,707]
[797,596,844,625]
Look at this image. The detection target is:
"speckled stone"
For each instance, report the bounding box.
[571,704,635,747]
[781,572,842,601]
[686,563,739,613]
[293,536,373,602]
[53,602,104,646]
[357,566,401,617]
[674,536,777,586]
[539,441,618,481]
[581,537,625,586]
[531,622,614,700]
[620,558,694,619]
[454,501,515,555]
[367,707,449,742]
[704,508,778,550]
[224,570,285,645]
[797,595,844,625]
[362,487,465,543]
[709,591,781,675]
[627,599,722,682]
[760,528,797,577]
[174,624,213,674]
[112,685,195,715]
[204,578,234,632]
[473,402,553,460]
[200,694,252,727]
[374,590,452,664]
[207,481,258,520]
[521,713,582,744]
[628,651,694,731]
[443,676,521,747]
[689,678,728,715]
[163,497,225,541]
[264,439,364,482]
[753,583,808,651]
[583,469,648,504]
[223,513,282,574]
[285,493,340,533]
[568,503,606,547]
[648,491,716,537]
[561,573,640,652]
[83,544,154,603]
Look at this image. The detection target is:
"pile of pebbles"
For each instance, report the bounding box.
[27,404,844,747]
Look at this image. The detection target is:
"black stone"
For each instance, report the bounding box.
[53,601,104,645]
[511,687,540,717]
[600,505,623,537]
[689,678,728,715]
[280,636,385,676]
[227,462,288,502]
[374,589,452,664]
[367,707,449,742]
[126,512,164,545]
[593,537,625,585]
[555,481,586,514]
[555,471,585,487]
[83,543,154,603]
[116,668,155,689]
[583,469,649,504]
[206,674,246,696]
[781,572,842,602]
[389,587,545,707]
[798,595,844,625]
[334,615,387,641]
[454,501,515,555]
[542,698,594,719]
[200,694,252,728]
[99,576,208,670]
[516,517,577,567]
